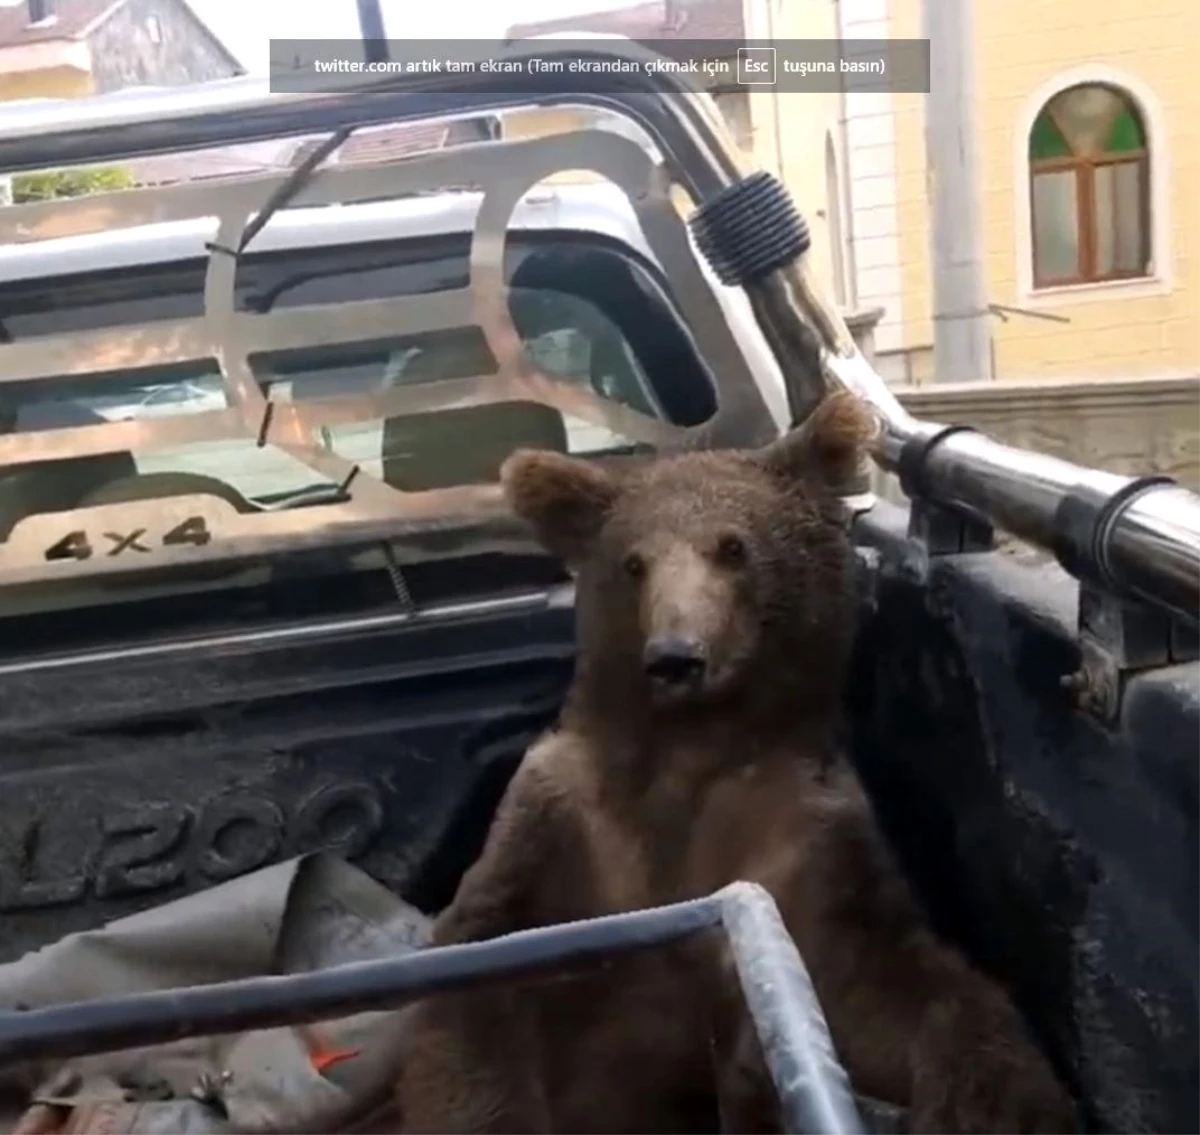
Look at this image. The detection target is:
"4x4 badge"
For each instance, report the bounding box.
[43,516,212,562]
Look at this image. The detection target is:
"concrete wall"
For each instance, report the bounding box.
[896,374,1200,488]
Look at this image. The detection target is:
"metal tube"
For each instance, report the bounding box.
[0,884,865,1135]
[0,47,1196,624]
[355,0,389,62]
[918,428,1128,549]
[923,0,991,383]
[0,896,723,1064]
[0,63,736,201]
[1105,486,1200,621]
[722,883,866,1135]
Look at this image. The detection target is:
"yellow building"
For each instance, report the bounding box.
[512,0,1196,388]
[870,0,1199,385]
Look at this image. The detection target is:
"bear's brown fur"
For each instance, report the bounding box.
[394,391,1078,1134]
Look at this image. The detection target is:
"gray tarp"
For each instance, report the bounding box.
[0,854,428,1134]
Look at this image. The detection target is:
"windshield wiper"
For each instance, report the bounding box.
[257,483,352,510]
[208,127,351,260]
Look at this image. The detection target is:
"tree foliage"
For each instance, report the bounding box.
[11,166,135,203]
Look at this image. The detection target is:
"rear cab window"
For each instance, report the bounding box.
[0,214,721,646]
[1,230,716,509]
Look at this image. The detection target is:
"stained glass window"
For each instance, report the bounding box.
[1028,83,1150,288]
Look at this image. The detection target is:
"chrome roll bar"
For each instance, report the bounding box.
[0,42,1196,627]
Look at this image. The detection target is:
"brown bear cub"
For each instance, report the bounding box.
[394,391,1078,1134]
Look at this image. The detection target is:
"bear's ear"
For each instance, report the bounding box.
[500,448,620,563]
[757,390,877,493]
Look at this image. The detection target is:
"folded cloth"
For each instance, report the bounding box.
[0,854,430,1135]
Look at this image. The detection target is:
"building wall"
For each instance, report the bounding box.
[886,0,927,372]
[887,0,1200,383]
[0,62,92,100]
[833,0,905,337]
[743,0,853,313]
[86,0,240,92]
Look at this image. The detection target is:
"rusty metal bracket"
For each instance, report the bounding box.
[1055,473,1199,723]
[1062,582,1199,724]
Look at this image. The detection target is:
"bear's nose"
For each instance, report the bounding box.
[643,636,707,687]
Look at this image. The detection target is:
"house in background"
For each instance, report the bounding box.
[1,0,498,193]
[0,0,242,101]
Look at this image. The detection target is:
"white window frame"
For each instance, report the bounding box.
[1014,65,1171,308]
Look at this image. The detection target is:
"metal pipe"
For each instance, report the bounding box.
[1105,486,1200,622]
[0,882,863,1135]
[355,0,389,62]
[0,895,721,1064]
[0,46,1195,625]
[773,296,1198,624]
[923,0,991,383]
[722,885,865,1135]
[0,61,737,200]
[917,427,1129,549]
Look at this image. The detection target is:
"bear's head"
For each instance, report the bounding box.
[500,391,876,719]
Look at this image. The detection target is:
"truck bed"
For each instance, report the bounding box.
[0,564,573,956]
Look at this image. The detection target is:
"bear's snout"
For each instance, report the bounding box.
[643,635,708,691]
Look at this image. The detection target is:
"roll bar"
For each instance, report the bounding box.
[0,42,1195,627]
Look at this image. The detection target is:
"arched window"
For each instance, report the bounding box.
[1028,83,1151,288]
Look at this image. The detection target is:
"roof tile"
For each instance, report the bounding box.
[124,119,497,187]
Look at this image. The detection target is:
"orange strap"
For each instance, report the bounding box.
[296,1024,359,1073]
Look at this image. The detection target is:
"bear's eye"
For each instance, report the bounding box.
[715,533,747,567]
[622,552,646,579]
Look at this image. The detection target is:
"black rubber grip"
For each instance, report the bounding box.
[897,425,979,500]
[688,171,811,287]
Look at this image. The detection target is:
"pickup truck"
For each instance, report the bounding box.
[0,43,1195,1135]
